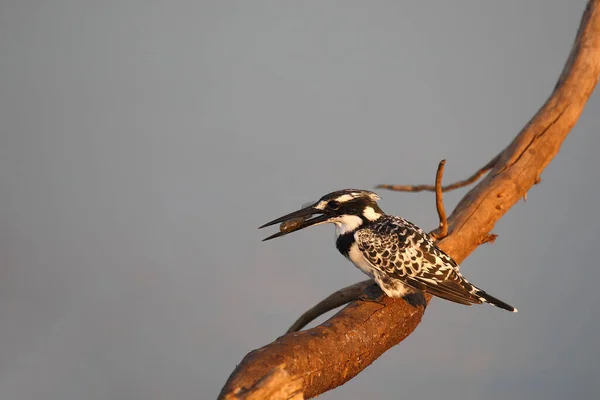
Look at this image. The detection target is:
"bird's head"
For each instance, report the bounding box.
[259,189,384,241]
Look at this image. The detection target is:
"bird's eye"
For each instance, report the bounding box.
[328,200,341,210]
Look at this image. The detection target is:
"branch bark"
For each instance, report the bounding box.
[286,279,373,333]
[219,2,600,398]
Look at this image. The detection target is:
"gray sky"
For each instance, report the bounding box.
[1,1,598,399]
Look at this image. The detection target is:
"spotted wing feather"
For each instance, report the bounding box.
[355,216,485,306]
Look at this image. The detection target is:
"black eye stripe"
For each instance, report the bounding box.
[328,200,341,210]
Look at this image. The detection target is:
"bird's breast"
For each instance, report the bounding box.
[347,242,377,279]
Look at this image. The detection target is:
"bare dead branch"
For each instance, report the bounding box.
[376,154,498,193]
[221,365,304,400]
[286,280,373,333]
[219,2,600,398]
[430,160,449,240]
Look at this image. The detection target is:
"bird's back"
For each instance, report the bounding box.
[352,215,516,311]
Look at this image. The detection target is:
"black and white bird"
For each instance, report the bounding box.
[259,189,517,312]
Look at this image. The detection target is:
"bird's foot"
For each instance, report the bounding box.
[403,292,427,309]
[357,283,387,306]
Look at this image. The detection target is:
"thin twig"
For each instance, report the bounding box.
[430,160,448,240]
[376,154,498,193]
[287,280,373,333]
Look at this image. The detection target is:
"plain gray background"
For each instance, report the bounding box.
[1,1,599,399]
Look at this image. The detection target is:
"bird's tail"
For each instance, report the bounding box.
[474,289,518,313]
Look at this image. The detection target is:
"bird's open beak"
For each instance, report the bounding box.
[259,204,329,241]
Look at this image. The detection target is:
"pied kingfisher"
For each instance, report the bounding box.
[259,189,517,312]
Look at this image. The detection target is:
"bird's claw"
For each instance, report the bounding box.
[357,283,387,306]
[403,292,427,309]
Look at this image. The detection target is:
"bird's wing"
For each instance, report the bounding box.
[355,217,483,306]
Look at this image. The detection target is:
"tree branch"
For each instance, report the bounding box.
[221,365,304,400]
[219,2,600,398]
[286,280,373,333]
[429,160,449,240]
[375,154,498,193]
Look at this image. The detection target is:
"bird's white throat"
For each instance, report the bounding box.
[334,215,363,237]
